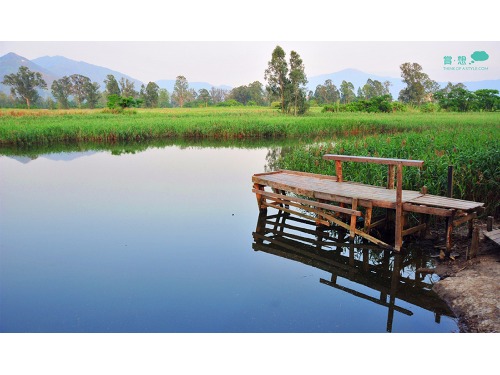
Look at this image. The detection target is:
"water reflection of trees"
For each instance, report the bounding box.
[252,210,454,332]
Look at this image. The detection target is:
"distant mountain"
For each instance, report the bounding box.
[307,68,500,99]
[0,52,59,96]
[32,55,144,91]
[156,79,232,93]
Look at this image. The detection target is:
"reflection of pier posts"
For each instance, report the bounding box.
[251,211,454,332]
[387,253,403,332]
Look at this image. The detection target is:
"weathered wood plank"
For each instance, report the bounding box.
[323,154,424,167]
[403,203,454,217]
[252,189,362,216]
[402,223,427,237]
[453,212,477,227]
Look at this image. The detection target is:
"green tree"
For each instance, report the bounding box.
[398,62,438,104]
[356,87,364,100]
[288,50,308,116]
[229,85,251,105]
[141,82,160,108]
[474,89,499,111]
[158,89,171,108]
[172,75,189,107]
[248,81,265,105]
[264,45,289,113]
[119,77,137,98]
[210,87,227,104]
[85,81,101,109]
[2,66,47,109]
[340,80,356,104]
[51,76,72,109]
[362,79,386,99]
[314,79,339,104]
[198,88,211,107]
[69,74,91,108]
[104,74,120,97]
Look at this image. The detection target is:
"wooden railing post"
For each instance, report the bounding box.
[387,165,395,190]
[394,163,403,251]
[335,160,343,182]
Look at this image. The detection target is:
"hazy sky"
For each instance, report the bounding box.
[2,1,499,87]
[1,41,499,87]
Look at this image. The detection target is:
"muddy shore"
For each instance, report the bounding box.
[430,220,499,333]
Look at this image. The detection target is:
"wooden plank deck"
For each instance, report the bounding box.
[484,229,500,246]
[253,170,422,209]
[252,169,484,252]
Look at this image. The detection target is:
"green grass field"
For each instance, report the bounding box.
[1,107,499,145]
[1,107,498,215]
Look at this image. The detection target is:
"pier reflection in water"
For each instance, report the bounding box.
[252,210,454,332]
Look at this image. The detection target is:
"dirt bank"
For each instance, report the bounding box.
[430,221,500,333]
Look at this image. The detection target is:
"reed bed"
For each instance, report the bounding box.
[1,107,498,145]
[275,122,499,216]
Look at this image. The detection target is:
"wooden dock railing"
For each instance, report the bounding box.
[323,154,424,250]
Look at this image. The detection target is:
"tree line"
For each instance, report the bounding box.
[2,47,499,112]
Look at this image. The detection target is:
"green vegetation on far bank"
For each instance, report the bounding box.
[1,107,499,146]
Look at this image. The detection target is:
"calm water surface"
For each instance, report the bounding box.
[0,144,458,332]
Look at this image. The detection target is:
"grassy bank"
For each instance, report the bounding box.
[1,107,499,145]
[275,121,499,216]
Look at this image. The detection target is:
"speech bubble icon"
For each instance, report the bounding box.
[471,51,489,62]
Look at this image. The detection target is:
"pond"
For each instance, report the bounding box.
[0,141,459,332]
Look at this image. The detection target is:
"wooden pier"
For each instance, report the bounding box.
[252,154,484,252]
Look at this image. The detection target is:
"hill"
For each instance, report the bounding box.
[32,55,143,91]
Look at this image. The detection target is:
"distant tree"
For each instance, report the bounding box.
[172,75,189,107]
[69,74,91,108]
[51,76,72,109]
[247,81,265,105]
[141,82,159,108]
[383,81,392,96]
[229,85,251,105]
[158,89,171,108]
[2,66,47,109]
[119,77,137,98]
[264,45,289,113]
[85,81,101,109]
[0,92,15,108]
[288,50,308,116]
[209,87,227,104]
[314,79,339,104]
[398,62,438,104]
[356,87,364,100]
[474,89,499,111]
[198,88,211,107]
[362,79,387,99]
[104,74,120,97]
[340,80,356,104]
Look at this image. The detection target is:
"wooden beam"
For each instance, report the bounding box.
[350,198,358,238]
[453,212,477,228]
[323,154,424,167]
[394,163,403,251]
[403,203,454,217]
[252,189,362,216]
[387,165,395,189]
[402,223,427,237]
[335,160,343,182]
